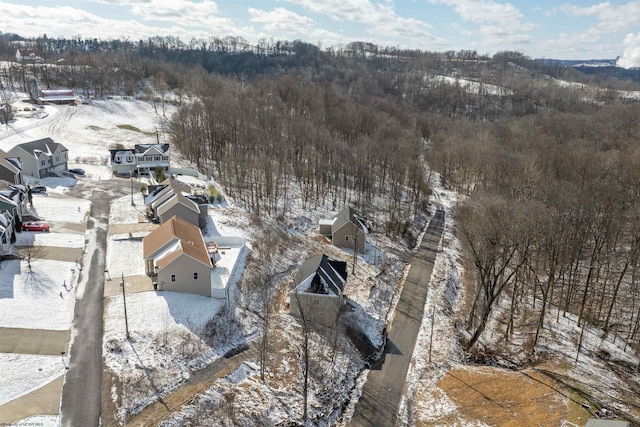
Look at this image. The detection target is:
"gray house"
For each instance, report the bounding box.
[0,181,28,228]
[320,207,369,254]
[145,177,207,228]
[0,211,15,256]
[290,254,347,328]
[143,215,214,297]
[0,150,23,184]
[6,138,69,179]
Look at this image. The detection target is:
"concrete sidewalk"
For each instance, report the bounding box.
[0,328,70,355]
[13,245,83,263]
[104,274,155,297]
[0,375,63,425]
[108,222,158,236]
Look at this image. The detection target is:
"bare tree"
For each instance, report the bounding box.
[17,244,46,271]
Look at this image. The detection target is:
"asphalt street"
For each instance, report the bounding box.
[59,178,130,427]
[350,205,445,426]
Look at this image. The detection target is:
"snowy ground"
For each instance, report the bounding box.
[0,94,197,422]
[0,354,67,405]
[396,176,640,425]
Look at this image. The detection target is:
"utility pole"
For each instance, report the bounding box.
[120,273,130,340]
[352,223,358,275]
[130,166,134,206]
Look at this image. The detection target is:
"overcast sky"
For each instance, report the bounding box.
[1,1,639,67]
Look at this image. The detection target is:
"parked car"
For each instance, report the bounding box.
[30,185,47,194]
[22,221,50,232]
[68,168,85,177]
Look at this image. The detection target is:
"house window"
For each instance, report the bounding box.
[154,156,160,161]
[56,156,59,162]
[193,272,198,280]
[345,235,350,242]
[126,155,133,162]
[114,154,121,162]
[171,274,176,282]
[40,160,45,166]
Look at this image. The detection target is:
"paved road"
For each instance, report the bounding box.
[350,205,444,427]
[59,178,130,427]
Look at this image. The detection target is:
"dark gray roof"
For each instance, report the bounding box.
[296,254,347,295]
[332,206,370,234]
[134,143,170,154]
[109,148,134,163]
[16,138,67,157]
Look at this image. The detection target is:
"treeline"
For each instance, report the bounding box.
[429,100,640,360]
[165,74,430,237]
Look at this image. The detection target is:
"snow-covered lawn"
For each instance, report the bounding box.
[0,354,66,405]
[30,193,90,223]
[0,259,77,330]
[103,291,226,419]
[109,192,146,225]
[106,236,146,277]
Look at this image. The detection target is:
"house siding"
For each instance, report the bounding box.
[290,292,342,328]
[156,254,212,297]
[158,203,199,228]
[332,223,366,253]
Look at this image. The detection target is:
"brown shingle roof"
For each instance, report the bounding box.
[143,215,211,268]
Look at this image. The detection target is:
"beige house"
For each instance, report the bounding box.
[319,207,369,254]
[143,215,214,297]
[290,254,347,328]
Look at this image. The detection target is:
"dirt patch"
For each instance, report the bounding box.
[422,366,590,427]
[265,326,300,391]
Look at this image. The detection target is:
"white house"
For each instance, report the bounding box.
[109,143,170,177]
[6,138,69,179]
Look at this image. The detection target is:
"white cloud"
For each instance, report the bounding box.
[248,7,314,33]
[280,0,448,49]
[430,0,534,49]
[559,1,640,33]
[618,32,640,68]
[0,1,250,41]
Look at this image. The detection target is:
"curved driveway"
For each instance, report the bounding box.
[350,205,444,426]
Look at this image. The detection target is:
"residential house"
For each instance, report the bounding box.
[143,215,214,297]
[6,138,69,179]
[290,254,347,328]
[145,177,207,228]
[15,48,42,63]
[319,206,369,253]
[0,181,29,228]
[109,143,170,177]
[0,210,15,257]
[0,150,23,184]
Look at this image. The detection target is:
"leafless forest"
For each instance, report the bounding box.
[4,33,640,367]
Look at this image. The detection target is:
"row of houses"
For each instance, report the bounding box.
[0,150,29,257]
